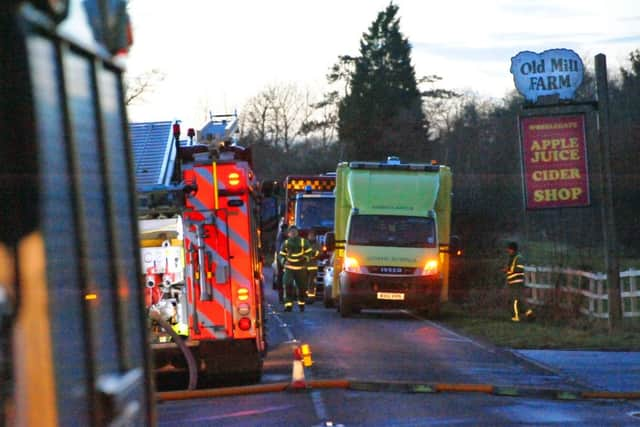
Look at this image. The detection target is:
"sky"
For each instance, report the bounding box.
[124,0,640,128]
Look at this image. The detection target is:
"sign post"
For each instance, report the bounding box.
[512,50,622,331]
[595,54,622,332]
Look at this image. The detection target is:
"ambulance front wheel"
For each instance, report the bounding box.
[416,300,441,319]
[323,288,334,308]
[339,295,352,318]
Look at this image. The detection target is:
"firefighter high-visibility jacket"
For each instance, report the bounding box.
[279,236,312,270]
[306,239,321,272]
[506,253,525,286]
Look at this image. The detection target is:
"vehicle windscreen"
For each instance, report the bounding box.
[348,215,436,248]
[295,197,335,229]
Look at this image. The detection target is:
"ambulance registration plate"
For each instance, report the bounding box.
[377,292,405,301]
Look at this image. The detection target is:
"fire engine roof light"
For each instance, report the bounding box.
[305,185,312,193]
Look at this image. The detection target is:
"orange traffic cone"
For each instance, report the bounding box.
[289,347,307,389]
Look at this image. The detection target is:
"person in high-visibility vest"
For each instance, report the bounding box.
[503,241,534,322]
[279,226,312,312]
[305,230,321,299]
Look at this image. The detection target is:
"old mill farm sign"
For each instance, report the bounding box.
[510,49,584,102]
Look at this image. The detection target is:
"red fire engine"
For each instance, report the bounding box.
[179,141,266,382]
[136,118,266,385]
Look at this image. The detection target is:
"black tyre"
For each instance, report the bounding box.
[323,288,334,308]
[416,301,441,319]
[429,302,441,319]
[339,295,352,318]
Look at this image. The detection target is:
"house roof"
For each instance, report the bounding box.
[129,121,176,188]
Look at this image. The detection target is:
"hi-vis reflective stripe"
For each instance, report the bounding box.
[508,276,524,285]
[185,197,250,255]
[289,239,308,257]
[182,226,251,288]
[509,255,522,273]
[196,309,228,339]
[287,178,335,191]
[213,162,219,209]
[215,216,250,255]
[285,265,305,270]
[193,166,227,192]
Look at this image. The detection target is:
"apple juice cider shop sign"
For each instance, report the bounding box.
[520,115,590,209]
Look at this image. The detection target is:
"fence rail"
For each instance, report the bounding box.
[524,266,640,318]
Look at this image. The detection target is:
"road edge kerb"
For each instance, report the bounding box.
[421,314,596,392]
[505,348,597,391]
[435,319,640,399]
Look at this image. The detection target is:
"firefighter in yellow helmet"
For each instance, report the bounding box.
[503,241,534,322]
[279,226,312,312]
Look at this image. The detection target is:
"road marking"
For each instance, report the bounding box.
[163,404,294,424]
[268,307,330,423]
[441,337,473,343]
[310,388,329,421]
[271,311,296,342]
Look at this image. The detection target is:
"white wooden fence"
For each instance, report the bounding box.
[524,266,640,319]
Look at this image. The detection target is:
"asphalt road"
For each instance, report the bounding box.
[157,268,640,426]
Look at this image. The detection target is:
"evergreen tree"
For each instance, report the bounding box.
[338,3,428,162]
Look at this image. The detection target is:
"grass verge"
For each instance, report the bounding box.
[439,303,640,350]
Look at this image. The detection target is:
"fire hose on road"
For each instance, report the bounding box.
[149,310,198,391]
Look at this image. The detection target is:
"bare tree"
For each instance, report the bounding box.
[300,91,339,148]
[124,68,165,106]
[240,89,275,146]
[240,83,314,151]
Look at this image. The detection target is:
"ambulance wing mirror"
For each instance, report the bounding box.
[324,232,335,252]
[447,236,463,256]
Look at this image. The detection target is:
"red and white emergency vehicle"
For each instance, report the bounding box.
[273,174,336,301]
[136,117,266,384]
